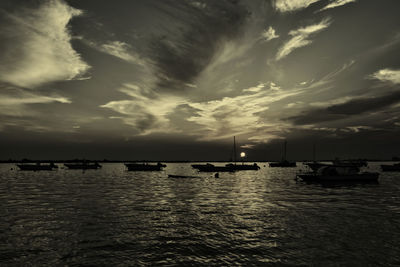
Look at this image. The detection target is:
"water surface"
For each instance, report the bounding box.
[1,162,400,266]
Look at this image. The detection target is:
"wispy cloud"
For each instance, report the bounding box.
[369,69,400,84]
[100,84,185,134]
[0,0,90,88]
[261,26,279,41]
[87,40,145,66]
[0,87,70,117]
[185,82,303,141]
[320,0,357,11]
[274,0,321,12]
[276,19,331,60]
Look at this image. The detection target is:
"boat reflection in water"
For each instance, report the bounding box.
[125,162,166,171]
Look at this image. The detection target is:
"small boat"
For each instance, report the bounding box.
[64,162,102,170]
[168,174,200,178]
[225,163,260,170]
[192,163,235,172]
[125,162,165,171]
[297,165,379,182]
[304,162,327,171]
[381,163,400,172]
[269,160,297,168]
[226,136,260,171]
[269,140,297,167]
[17,162,58,171]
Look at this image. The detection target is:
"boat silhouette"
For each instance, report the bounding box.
[269,140,296,167]
[226,136,260,171]
[17,162,58,171]
[125,162,166,171]
[297,165,378,182]
[64,162,102,170]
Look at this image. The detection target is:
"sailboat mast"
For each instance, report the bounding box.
[233,136,237,165]
[283,140,287,161]
[313,142,316,162]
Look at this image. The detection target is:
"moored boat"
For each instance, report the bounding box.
[269,140,297,167]
[64,162,102,170]
[297,165,379,182]
[192,163,235,172]
[125,162,165,171]
[17,162,58,171]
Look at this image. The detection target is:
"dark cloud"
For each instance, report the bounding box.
[146,0,250,91]
[289,90,400,125]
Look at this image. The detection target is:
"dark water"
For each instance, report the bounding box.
[1,162,400,266]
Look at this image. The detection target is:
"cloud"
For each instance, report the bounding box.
[369,69,400,84]
[274,0,321,12]
[146,1,250,91]
[289,91,400,125]
[0,0,89,88]
[100,84,185,134]
[87,40,145,66]
[261,26,279,41]
[0,87,70,117]
[320,0,357,11]
[185,82,303,141]
[276,19,331,60]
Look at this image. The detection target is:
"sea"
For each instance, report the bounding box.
[1,162,400,266]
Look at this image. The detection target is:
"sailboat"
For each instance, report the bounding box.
[269,140,297,167]
[225,136,260,171]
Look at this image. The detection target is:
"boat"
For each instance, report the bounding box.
[381,163,400,172]
[17,162,58,171]
[191,163,235,172]
[269,140,297,167]
[304,162,327,171]
[297,165,379,182]
[125,162,165,171]
[64,162,102,170]
[225,136,260,171]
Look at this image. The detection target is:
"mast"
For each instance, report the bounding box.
[313,142,316,162]
[283,140,287,161]
[233,136,237,165]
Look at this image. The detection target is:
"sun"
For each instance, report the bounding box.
[240,152,246,158]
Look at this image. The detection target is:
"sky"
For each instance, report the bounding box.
[0,0,399,161]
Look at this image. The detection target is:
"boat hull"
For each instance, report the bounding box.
[225,164,260,171]
[269,162,297,167]
[125,164,164,171]
[17,164,56,171]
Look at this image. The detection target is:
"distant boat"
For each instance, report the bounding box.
[191,163,235,172]
[297,165,379,182]
[64,162,102,170]
[381,163,400,172]
[125,162,165,171]
[226,136,260,171]
[17,162,58,171]
[269,140,297,167]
